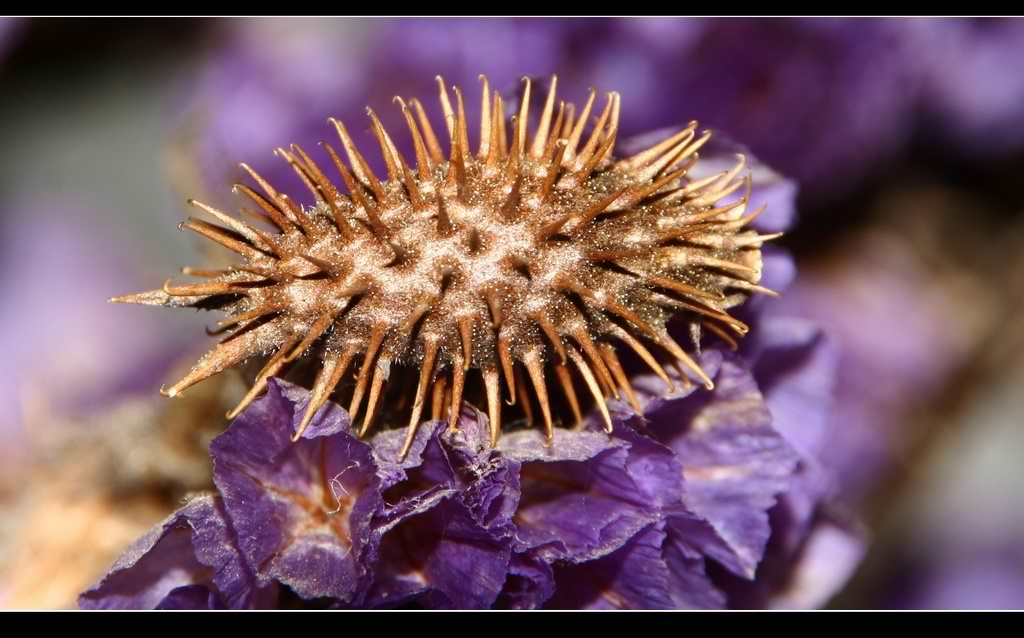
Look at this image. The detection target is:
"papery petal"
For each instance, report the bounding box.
[496,551,556,610]
[500,428,658,563]
[746,317,842,551]
[155,585,225,610]
[713,513,869,609]
[374,423,458,530]
[547,523,674,609]
[647,351,800,578]
[366,410,516,609]
[606,415,685,511]
[211,380,383,604]
[368,494,511,609]
[79,508,208,610]
[440,407,521,531]
[371,419,450,490]
[663,517,728,610]
[79,495,268,610]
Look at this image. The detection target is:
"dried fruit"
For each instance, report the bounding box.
[114,75,778,458]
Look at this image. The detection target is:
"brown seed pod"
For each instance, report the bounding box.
[113,75,779,459]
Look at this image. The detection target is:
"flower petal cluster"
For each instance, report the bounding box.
[82,321,853,610]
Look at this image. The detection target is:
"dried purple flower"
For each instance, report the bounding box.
[83,293,855,609]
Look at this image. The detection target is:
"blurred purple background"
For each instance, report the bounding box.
[0,16,1023,609]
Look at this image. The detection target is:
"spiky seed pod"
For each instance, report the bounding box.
[114,75,780,459]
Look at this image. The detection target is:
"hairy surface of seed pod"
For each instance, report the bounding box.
[114,75,779,458]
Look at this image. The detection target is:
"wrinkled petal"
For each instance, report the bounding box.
[368,494,512,609]
[442,407,521,532]
[79,495,268,610]
[713,513,869,609]
[663,516,728,609]
[156,585,225,610]
[211,380,383,604]
[186,495,278,609]
[371,419,449,490]
[496,551,556,610]
[605,412,688,511]
[374,423,458,529]
[646,351,800,578]
[746,317,842,550]
[366,410,517,609]
[500,428,659,563]
[79,509,207,610]
[547,523,674,609]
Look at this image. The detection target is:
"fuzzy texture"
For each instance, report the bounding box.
[115,76,776,457]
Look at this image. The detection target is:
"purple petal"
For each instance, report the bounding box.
[186,495,277,609]
[368,494,512,609]
[459,453,521,534]
[715,513,869,609]
[766,517,868,609]
[79,496,268,610]
[374,422,462,534]
[627,348,730,416]
[155,585,225,610]
[547,523,674,609]
[79,508,209,610]
[496,552,556,610]
[748,318,839,460]
[499,428,660,563]
[759,247,798,299]
[367,410,517,609]
[745,317,842,550]
[663,518,728,609]
[435,406,521,532]
[608,417,685,511]
[211,380,383,604]
[498,424,624,464]
[370,419,449,490]
[647,352,800,578]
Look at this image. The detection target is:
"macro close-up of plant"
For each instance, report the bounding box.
[1,16,1023,613]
